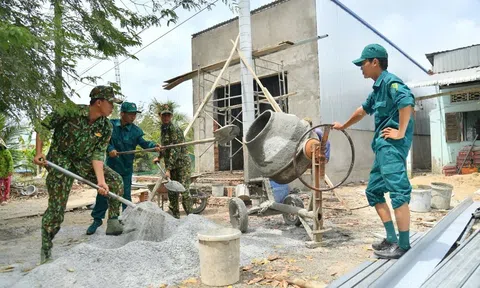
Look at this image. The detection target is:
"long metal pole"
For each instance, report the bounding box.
[330,0,429,74]
[238,0,255,181]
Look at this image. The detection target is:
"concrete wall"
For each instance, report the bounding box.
[191,0,320,173]
[430,83,480,173]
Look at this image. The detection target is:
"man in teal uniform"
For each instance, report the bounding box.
[333,44,415,259]
[87,101,161,235]
[34,85,125,263]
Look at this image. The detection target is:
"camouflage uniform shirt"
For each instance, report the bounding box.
[42,105,112,162]
[160,123,190,170]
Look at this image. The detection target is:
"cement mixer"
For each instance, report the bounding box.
[229,110,355,244]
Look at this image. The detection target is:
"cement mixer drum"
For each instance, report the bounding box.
[245,110,313,184]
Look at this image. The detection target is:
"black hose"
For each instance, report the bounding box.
[292,124,355,192]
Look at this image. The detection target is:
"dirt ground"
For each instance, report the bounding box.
[1,173,479,287]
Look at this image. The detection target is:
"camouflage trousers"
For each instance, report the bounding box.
[42,158,123,252]
[168,167,191,218]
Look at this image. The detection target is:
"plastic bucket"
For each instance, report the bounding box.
[270,180,290,203]
[431,182,453,209]
[211,184,224,197]
[198,228,241,286]
[410,185,432,212]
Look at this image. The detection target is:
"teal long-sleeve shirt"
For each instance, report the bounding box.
[106,119,156,176]
[361,70,415,156]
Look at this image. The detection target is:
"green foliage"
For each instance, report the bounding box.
[1,0,230,129]
[0,114,35,172]
[132,99,194,173]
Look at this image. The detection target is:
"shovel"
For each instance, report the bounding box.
[148,162,185,202]
[44,160,138,209]
[116,124,240,155]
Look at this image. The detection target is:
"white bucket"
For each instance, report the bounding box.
[198,228,241,286]
[410,185,432,212]
[431,182,453,209]
[211,184,224,197]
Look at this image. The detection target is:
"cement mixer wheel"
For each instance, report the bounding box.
[229,198,249,233]
[282,194,304,226]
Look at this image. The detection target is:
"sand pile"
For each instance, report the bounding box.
[11,203,306,288]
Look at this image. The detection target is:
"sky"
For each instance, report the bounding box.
[67,0,480,118]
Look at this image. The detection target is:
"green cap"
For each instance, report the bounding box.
[121,102,141,113]
[159,103,173,115]
[89,85,123,104]
[352,44,388,66]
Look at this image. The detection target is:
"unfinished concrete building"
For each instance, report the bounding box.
[163,0,435,184]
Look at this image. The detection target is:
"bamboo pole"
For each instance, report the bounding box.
[184,34,240,137]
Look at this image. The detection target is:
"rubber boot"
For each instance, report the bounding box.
[106,219,123,236]
[86,219,103,235]
[40,248,52,264]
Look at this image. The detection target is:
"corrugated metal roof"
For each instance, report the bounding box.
[421,228,480,288]
[192,0,292,38]
[426,44,480,73]
[426,44,480,65]
[405,67,480,88]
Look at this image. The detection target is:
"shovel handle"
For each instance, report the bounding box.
[117,148,157,155]
[44,160,136,208]
[117,137,219,155]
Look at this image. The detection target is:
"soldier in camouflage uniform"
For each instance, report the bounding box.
[34,86,124,264]
[153,103,191,219]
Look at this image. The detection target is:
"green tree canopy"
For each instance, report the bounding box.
[1,0,228,130]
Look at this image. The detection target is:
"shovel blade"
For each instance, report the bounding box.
[165,180,186,193]
[214,124,240,146]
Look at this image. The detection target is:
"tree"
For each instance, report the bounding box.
[149,99,193,143]
[1,0,228,131]
[132,99,194,173]
[0,115,36,172]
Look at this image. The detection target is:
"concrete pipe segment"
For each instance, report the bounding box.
[245,110,313,184]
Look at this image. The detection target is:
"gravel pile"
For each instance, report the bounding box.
[12,203,307,288]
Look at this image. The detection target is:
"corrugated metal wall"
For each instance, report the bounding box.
[433,45,480,73]
[315,0,436,132]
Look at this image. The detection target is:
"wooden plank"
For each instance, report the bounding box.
[163,42,294,90]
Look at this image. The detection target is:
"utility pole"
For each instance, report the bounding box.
[238,0,255,181]
[114,57,121,89]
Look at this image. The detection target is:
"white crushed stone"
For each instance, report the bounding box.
[11,203,307,288]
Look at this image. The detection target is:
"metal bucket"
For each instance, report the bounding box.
[245,110,312,184]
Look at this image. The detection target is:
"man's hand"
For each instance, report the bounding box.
[332,122,345,130]
[165,170,171,179]
[381,127,404,140]
[109,150,118,158]
[33,154,47,166]
[153,157,160,164]
[154,144,162,152]
[97,182,109,196]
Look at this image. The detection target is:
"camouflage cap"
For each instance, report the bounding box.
[89,85,123,104]
[158,103,173,115]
